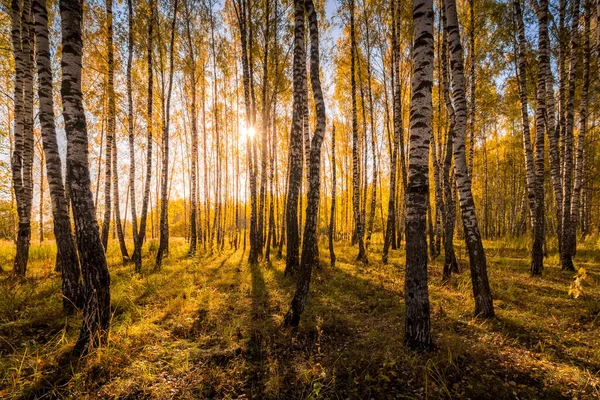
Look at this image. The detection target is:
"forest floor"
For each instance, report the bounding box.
[0,237,599,399]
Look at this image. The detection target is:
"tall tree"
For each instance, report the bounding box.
[113,139,128,261]
[531,0,548,275]
[233,0,260,265]
[101,0,115,250]
[33,0,83,312]
[561,0,582,271]
[445,0,494,317]
[515,0,546,275]
[350,0,367,263]
[258,0,271,256]
[363,0,377,247]
[404,0,433,349]
[440,5,458,280]
[185,0,198,257]
[127,0,138,251]
[284,0,326,327]
[283,0,306,275]
[132,0,156,273]
[60,0,111,354]
[155,0,179,271]
[513,0,536,238]
[329,124,336,268]
[568,0,591,260]
[382,0,402,263]
[11,0,35,277]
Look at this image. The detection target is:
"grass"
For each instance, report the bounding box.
[0,236,599,399]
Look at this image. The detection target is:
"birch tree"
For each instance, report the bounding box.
[283,0,306,275]
[404,0,433,349]
[132,0,156,273]
[11,0,35,277]
[284,0,326,327]
[33,0,83,311]
[101,0,115,250]
[445,0,494,317]
[60,0,111,354]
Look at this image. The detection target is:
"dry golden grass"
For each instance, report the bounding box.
[0,236,599,399]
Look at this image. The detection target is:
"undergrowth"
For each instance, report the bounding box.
[0,237,599,399]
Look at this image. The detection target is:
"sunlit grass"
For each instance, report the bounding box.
[0,236,598,398]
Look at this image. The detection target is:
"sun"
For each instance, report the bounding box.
[240,125,255,139]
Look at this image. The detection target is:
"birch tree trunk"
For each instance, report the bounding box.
[541,0,561,263]
[383,0,403,263]
[60,0,111,354]
[133,0,155,273]
[560,0,581,271]
[445,0,494,317]
[234,0,260,265]
[284,0,326,327]
[363,6,377,247]
[329,124,336,268]
[404,0,433,349]
[282,0,306,275]
[513,0,536,229]
[127,0,138,251]
[350,0,367,263]
[33,0,83,312]
[155,0,178,271]
[11,0,35,277]
[530,0,549,275]
[441,0,459,281]
[101,0,115,250]
[185,2,198,257]
[258,0,270,256]
[467,0,475,178]
[568,0,591,259]
[113,139,129,261]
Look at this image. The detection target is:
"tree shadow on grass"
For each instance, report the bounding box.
[242,262,282,397]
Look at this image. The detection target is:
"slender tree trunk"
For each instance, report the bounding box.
[185,3,198,257]
[350,0,367,263]
[530,0,549,275]
[560,0,581,271]
[101,0,115,251]
[38,149,44,242]
[284,0,326,327]
[513,0,536,231]
[60,0,111,354]
[362,6,377,248]
[259,0,271,256]
[113,139,129,261]
[440,9,459,281]
[404,0,433,349]
[127,0,138,250]
[155,0,178,271]
[133,0,155,273]
[543,0,562,263]
[234,0,260,265]
[383,0,403,263]
[33,0,83,312]
[11,0,35,277]
[467,0,475,178]
[282,0,306,275]
[568,0,591,259]
[445,0,494,317]
[329,124,336,268]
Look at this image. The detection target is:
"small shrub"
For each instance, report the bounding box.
[568,268,588,299]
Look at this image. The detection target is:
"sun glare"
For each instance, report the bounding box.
[240,125,255,139]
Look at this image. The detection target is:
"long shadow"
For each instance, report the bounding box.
[17,350,84,399]
[242,262,282,398]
